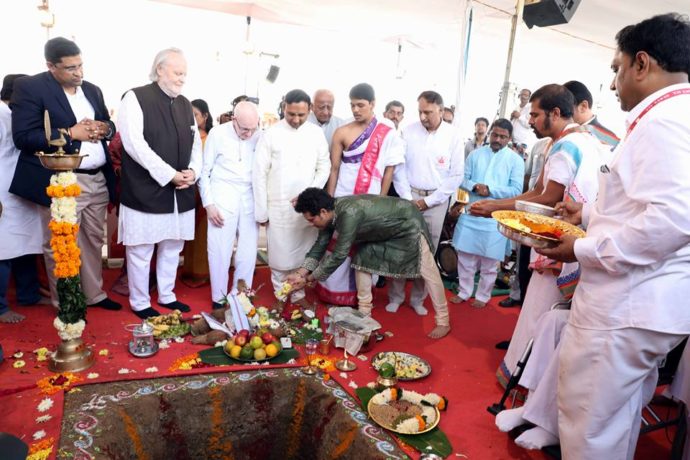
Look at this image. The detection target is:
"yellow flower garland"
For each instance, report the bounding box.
[46,177,81,279]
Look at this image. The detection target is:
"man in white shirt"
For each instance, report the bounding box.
[118,48,202,319]
[511,88,537,151]
[308,89,344,148]
[387,91,464,315]
[253,89,330,311]
[538,14,690,458]
[199,101,260,308]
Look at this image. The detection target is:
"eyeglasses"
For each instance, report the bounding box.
[55,63,83,74]
[233,119,257,134]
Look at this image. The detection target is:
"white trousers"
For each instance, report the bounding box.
[456,251,498,303]
[126,239,184,311]
[558,325,686,460]
[388,193,447,307]
[270,268,305,302]
[207,206,258,303]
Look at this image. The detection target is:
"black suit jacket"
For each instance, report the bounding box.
[9,71,116,207]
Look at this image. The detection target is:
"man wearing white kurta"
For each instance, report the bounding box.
[118,48,202,319]
[0,74,44,324]
[450,119,523,308]
[253,89,330,309]
[199,101,260,307]
[537,14,690,459]
[387,91,464,315]
[511,88,537,152]
[308,89,345,148]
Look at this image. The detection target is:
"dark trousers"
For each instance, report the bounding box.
[517,244,532,302]
[0,255,41,314]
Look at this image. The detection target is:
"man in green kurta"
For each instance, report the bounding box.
[286,187,451,338]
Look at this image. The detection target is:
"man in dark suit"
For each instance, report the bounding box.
[10,37,120,311]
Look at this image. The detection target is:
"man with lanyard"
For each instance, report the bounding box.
[470,84,609,387]
[319,83,407,306]
[386,91,464,316]
[253,89,330,311]
[449,119,524,308]
[537,14,690,458]
[287,187,450,339]
[563,80,619,150]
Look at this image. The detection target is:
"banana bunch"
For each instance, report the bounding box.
[147,310,182,337]
[274,282,292,301]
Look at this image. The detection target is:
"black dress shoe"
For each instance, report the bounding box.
[495,340,510,350]
[212,301,224,310]
[88,297,122,310]
[498,297,522,308]
[375,277,386,288]
[157,300,191,313]
[133,307,160,319]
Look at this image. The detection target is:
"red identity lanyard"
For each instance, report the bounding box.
[626,88,690,138]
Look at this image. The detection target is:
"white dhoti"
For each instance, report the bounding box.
[499,270,562,382]
[207,200,258,303]
[558,325,686,460]
[669,344,690,460]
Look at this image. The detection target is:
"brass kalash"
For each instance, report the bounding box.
[36,110,93,372]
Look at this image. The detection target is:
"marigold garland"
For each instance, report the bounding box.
[169,353,203,371]
[36,372,83,395]
[48,172,87,327]
[27,437,54,460]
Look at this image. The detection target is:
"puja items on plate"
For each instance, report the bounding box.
[371,352,431,380]
[146,310,190,339]
[368,388,447,434]
[492,210,586,249]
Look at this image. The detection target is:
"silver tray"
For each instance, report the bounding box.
[497,222,558,249]
[371,351,432,381]
[492,210,586,250]
[515,200,556,217]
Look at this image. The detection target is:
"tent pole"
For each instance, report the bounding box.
[498,0,525,119]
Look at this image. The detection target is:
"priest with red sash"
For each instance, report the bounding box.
[319,83,408,306]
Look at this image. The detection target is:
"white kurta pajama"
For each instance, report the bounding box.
[117,91,203,311]
[388,120,465,309]
[558,84,690,460]
[0,102,42,260]
[252,119,330,302]
[198,122,260,303]
[317,118,406,305]
[451,145,523,303]
[499,124,608,382]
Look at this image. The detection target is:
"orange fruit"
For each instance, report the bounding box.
[229,345,242,359]
[265,343,278,358]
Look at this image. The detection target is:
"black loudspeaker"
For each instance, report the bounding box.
[266,65,280,83]
[523,0,582,29]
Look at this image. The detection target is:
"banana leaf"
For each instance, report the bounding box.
[199,346,300,366]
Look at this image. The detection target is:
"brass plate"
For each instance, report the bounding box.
[492,210,585,249]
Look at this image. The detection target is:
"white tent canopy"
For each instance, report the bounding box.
[2,1,689,135]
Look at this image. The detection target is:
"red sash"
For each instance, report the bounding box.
[353,122,392,194]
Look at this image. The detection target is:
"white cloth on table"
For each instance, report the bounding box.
[561,83,690,459]
[252,119,330,273]
[198,122,260,300]
[0,102,42,259]
[63,86,106,170]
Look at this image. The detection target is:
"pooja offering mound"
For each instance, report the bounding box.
[492,210,586,249]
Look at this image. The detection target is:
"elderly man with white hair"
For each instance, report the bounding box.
[199,101,261,308]
[117,48,202,319]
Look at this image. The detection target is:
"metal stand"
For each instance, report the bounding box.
[335,349,357,371]
[49,338,95,373]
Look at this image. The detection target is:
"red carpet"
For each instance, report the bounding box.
[0,266,676,459]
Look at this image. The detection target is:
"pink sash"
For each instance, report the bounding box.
[353,122,392,194]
